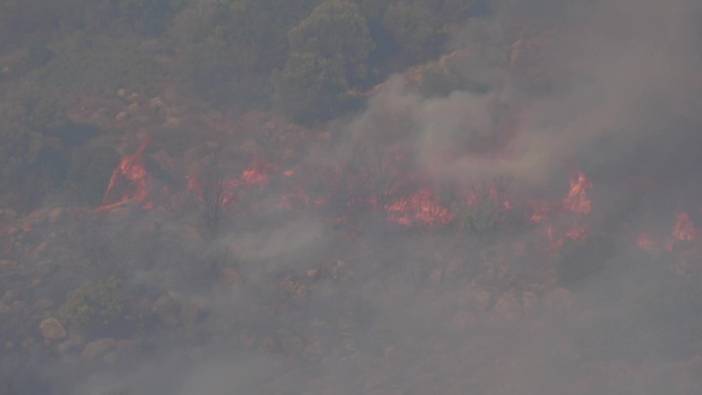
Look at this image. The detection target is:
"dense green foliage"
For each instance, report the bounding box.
[0,0,486,212]
[59,276,126,335]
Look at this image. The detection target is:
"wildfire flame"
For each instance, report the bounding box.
[240,167,269,187]
[525,172,593,252]
[187,163,271,207]
[98,138,152,211]
[636,212,700,255]
[563,172,592,215]
[673,212,697,241]
[385,189,454,226]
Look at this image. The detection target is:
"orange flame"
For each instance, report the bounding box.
[673,212,697,241]
[563,171,592,215]
[386,189,454,226]
[187,163,270,207]
[241,167,269,187]
[545,224,588,252]
[98,139,151,211]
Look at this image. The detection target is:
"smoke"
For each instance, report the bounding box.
[5,0,702,394]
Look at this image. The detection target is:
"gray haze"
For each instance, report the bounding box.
[3,0,702,394]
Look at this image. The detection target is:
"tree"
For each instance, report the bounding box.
[169,0,320,106]
[275,0,373,121]
[288,0,374,84]
[0,90,71,211]
[382,1,446,62]
[107,0,182,35]
[273,52,353,122]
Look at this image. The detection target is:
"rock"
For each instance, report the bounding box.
[39,318,67,341]
[80,338,117,361]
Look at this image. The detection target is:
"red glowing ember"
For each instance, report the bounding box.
[241,167,269,187]
[673,212,697,241]
[385,189,454,226]
[98,139,152,211]
[187,163,271,207]
[563,172,592,215]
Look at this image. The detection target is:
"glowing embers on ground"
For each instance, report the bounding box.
[666,212,698,252]
[187,163,271,207]
[635,212,698,253]
[98,139,152,211]
[529,171,593,252]
[385,188,454,226]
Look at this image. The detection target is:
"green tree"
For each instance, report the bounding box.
[382,1,446,62]
[273,52,353,122]
[275,0,373,121]
[169,0,318,106]
[288,0,374,84]
[59,276,126,335]
[0,90,71,211]
[109,0,181,35]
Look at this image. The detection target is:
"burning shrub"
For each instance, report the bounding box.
[59,276,127,336]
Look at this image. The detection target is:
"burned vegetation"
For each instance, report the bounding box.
[3,0,702,394]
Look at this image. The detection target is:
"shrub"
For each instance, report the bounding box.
[59,276,126,335]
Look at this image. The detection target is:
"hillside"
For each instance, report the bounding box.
[2,1,702,394]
